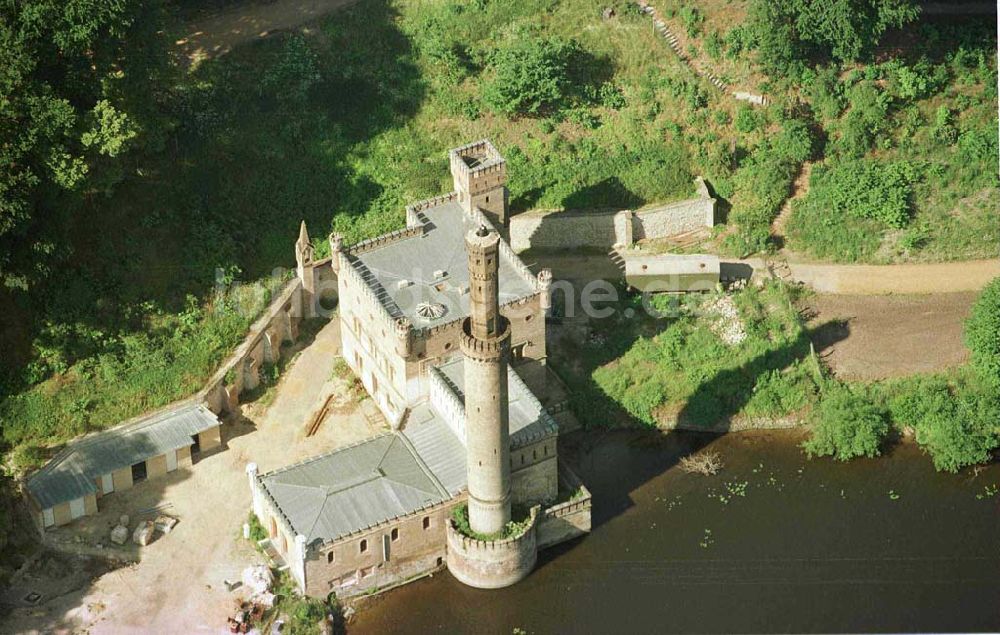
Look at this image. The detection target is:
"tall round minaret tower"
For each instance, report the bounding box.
[461,225,512,535]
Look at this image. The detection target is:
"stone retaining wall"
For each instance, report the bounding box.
[509,185,715,253]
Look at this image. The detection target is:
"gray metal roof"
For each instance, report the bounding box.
[402,403,467,496]
[435,357,560,448]
[348,202,537,329]
[26,403,221,509]
[258,434,450,545]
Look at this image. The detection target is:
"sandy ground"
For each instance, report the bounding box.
[2,319,386,634]
[177,0,360,64]
[805,292,977,380]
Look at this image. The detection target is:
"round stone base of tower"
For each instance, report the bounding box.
[446,506,540,589]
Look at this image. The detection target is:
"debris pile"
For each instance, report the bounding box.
[132,521,155,546]
[109,525,129,546]
[705,295,746,346]
[227,566,276,633]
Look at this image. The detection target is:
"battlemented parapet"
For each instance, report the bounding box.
[445,506,540,589]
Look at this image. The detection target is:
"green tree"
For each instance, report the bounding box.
[481,31,581,116]
[804,384,888,461]
[0,0,172,289]
[965,278,1000,388]
[747,0,920,72]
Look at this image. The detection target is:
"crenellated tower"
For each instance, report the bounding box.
[450,140,509,228]
[461,225,512,535]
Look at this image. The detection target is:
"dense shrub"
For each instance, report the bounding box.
[734,104,765,133]
[804,384,889,461]
[481,31,581,116]
[725,114,816,255]
[787,159,920,261]
[887,375,999,472]
[965,278,1000,388]
[835,81,890,157]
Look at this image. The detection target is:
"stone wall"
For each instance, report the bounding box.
[509,186,715,253]
[445,506,540,589]
[304,498,459,599]
[537,464,592,549]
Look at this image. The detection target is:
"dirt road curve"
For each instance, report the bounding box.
[806,292,977,380]
[177,0,360,63]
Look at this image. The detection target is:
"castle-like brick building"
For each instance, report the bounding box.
[247,140,591,598]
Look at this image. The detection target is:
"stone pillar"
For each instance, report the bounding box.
[293,533,308,592]
[246,463,262,520]
[461,225,512,535]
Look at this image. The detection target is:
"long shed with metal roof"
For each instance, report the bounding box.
[25,403,222,529]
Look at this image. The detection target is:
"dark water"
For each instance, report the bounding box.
[350,430,1000,634]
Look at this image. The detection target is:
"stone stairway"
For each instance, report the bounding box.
[637,1,767,105]
[608,247,627,277]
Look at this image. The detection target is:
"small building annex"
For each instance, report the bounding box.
[25,403,222,529]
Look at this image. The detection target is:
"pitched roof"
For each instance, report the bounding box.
[260,362,560,545]
[258,434,450,545]
[434,357,560,448]
[346,201,537,330]
[26,403,220,510]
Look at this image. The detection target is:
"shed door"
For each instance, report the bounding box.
[69,498,85,519]
[166,449,178,472]
[43,508,54,527]
[101,473,114,494]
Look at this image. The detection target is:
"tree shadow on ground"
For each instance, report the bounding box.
[677,319,848,432]
[561,176,642,210]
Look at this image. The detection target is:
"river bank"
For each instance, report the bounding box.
[349,428,1000,634]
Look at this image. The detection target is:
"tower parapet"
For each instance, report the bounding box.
[450,139,509,228]
[461,225,512,536]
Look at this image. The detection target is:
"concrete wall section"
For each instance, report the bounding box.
[112,466,133,492]
[146,454,168,479]
[537,498,592,549]
[198,426,222,453]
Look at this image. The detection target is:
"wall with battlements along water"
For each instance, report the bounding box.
[446,506,540,589]
[509,180,715,252]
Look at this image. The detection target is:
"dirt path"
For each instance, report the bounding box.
[177,0,360,64]
[806,292,977,380]
[772,160,814,241]
[762,258,1000,294]
[3,319,386,634]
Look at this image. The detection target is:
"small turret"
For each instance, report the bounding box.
[329,232,343,274]
[537,268,553,314]
[395,317,413,357]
